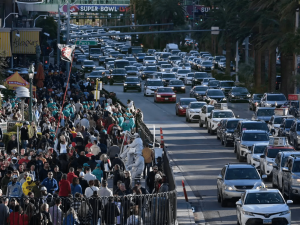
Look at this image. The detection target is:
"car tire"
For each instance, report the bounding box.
[110,82,114,85]
[123,89,126,92]
[220,194,227,207]
[210,126,214,135]
[236,150,239,159]
[295,140,298,150]
[238,153,244,162]
[138,89,141,92]
[217,189,221,203]
[217,133,220,140]
[205,120,208,128]
[281,182,285,197]
[272,175,277,188]
[199,120,203,127]
[221,137,224,145]
[224,138,229,147]
[185,116,188,122]
[234,145,237,153]
[207,126,210,133]
[176,110,178,116]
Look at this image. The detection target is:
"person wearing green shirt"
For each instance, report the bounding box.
[122,118,132,132]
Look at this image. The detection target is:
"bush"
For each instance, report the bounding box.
[211,70,233,80]
[3,131,42,151]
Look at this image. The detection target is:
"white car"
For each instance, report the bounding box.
[143,79,164,96]
[199,105,214,128]
[207,109,235,134]
[202,77,216,86]
[247,144,268,169]
[143,56,156,65]
[236,189,292,225]
[186,101,206,122]
[184,73,194,85]
[176,69,191,81]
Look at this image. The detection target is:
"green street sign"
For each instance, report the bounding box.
[75,40,98,45]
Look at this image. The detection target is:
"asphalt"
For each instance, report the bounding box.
[104,81,300,225]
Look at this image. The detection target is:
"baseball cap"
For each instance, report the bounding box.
[40,187,47,191]
[83,163,89,167]
[96,164,100,167]
[12,157,17,160]
[79,172,85,177]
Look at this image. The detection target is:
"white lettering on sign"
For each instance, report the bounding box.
[80,6,99,11]
[101,6,117,12]
[200,7,210,12]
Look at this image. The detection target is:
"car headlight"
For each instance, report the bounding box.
[111,76,113,78]
[93,66,95,68]
[221,88,225,90]
[137,83,140,86]
[242,210,254,216]
[225,185,235,190]
[172,95,176,97]
[124,83,127,86]
[195,93,199,96]
[247,94,251,97]
[292,179,300,185]
[240,144,248,149]
[194,79,198,81]
[82,66,85,68]
[179,106,183,109]
[189,109,195,113]
[181,87,185,89]
[267,162,274,166]
[162,79,166,82]
[231,94,235,97]
[265,103,272,106]
[279,210,291,216]
[162,69,165,71]
[223,98,227,100]
[254,183,265,189]
[226,133,232,136]
[157,95,161,97]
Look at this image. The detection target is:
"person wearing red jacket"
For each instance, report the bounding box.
[59,174,71,197]
[67,167,78,184]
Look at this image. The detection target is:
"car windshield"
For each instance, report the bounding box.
[207,90,224,96]
[162,74,175,78]
[195,87,208,91]
[126,58,136,61]
[162,65,172,68]
[233,87,248,93]
[78,55,86,58]
[90,72,102,76]
[178,70,190,74]
[157,88,173,93]
[257,109,275,117]
[194,73,208,78]
[190,103,206,109]
[170,56,181,60]
[254,145,266,154]
[202,62,212,65]
[225,168,260,180]
[180,100,195,105]
[274,117,284,124]
[126,78,139,82]
[84,61,94,65]
[187,73,194,77]
[244,192,285,204]
[241,123,269,131]
[219,82,234,87]
[267,94,287,101]
[145,56,155,60]
[170,80,183,85]
[209,81,219,86]
[292,161,300,172]
[213,111,234,118]
[204,78,215,82]
[253,94,263,100]
[242,133,269,141]
[147,81,163,86]
[296,123,300,131]
[227,120,239,129]
[112,69,126,74]
[145,67,156,71]
[285,120,293,128]
[125,67,138,71]
[137,53,146,56]
[267,148,293,158]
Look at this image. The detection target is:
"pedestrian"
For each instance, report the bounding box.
[41,171,58,194]
[67,167,77,184]
[71,177,82,196]
[85,180,99,198]
[142,143,154,178]
[58,174,71,197]
[113,164,125,193]
[92,164,103,182]
[49,198,62,225]
[102,197,120,225]
[83,167,96,183]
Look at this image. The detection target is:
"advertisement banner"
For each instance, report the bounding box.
[12,30,40,54]
[15,0,43,2]
[63,4,130,13]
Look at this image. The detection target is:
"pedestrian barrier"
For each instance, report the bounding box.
[160,127,164,148]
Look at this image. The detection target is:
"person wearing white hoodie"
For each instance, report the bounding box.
[120,133,143,168]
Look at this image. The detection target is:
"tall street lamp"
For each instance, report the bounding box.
[28,64,34,121]
[33,15,48,27]
[3,13,18,28]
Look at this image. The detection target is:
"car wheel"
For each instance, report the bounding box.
[176,109,178,116]
[199,120,203,127]
[205,120,208,128]
[288,187,294,201]
[234,145,237,153]
[281,182,285,197]
[221,137,224,145]
[220,194,227,207]
[224,138,229,147]
[210,126,214,135]
[105,82,108,84]
[110,82,114,85]
[185,116,188,122]
[123,89,126,92]
[236,150,239,159]
[138,89,141,92]
[217,189,221,203]
[295,140,299,150]
[207,126,210,133]
[272,174,277,188]
[238,153,244,162]
[229,97,232,103]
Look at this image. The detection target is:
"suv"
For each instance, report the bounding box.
[123,77,141,92]
[282,155,300,199]
[110,68,127,85]
[288,119,300,149]
[199,105,214,128]
[161,73,176,86]
[143,79,164,96]
[219,119,242,147]
[260,93,287,108]
[191,72,209,87]
[207,109,235,134]
[236,130,270,162]
[218,80,234,95]
[268,115,294,136]
[189,86,209,101]
[217,163,266,207]
[247,144,268,169]
[185,101,206,123]
[204,89,227,103]
[272,151,298,190]
[260,145,294,179]
[81,60,96,72]
[252,107,275,123]
[278,118,294,137]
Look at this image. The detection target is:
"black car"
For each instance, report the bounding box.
[140,66,157,80]
[124,66,139,76]
[189,86,209,100]
[249,94,263,111]
[228,87,251,102]
[161,73,176,86]
[191,72,210,87]
[208,80,220,89]
[218,80,235,95]
[219,119,242,147]
[135,53,146,62]
[199,61,213,72]
[81,60,95,72]
[204,89,227,103]
[110,68,127,85]
[123,77,141,92]
[278,118,294,137]
[167,80,186,93]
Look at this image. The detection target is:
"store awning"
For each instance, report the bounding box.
[0,28,11,57]
[5,71,36,92]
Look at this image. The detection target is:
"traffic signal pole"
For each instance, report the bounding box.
[66,1,70,77]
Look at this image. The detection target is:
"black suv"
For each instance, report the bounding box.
[218,118,243,147]
[123,77,141,92]
[110,68,127,85]
[191,72,210,87]
[218,80,235,95]
[288,120,300,150]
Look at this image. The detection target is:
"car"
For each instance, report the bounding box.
[147,49,156,55]
[81,60,96,72]
[154,87,176,103]
[86,70,108,84]
[249,94,263,111]
[168,55,181,66]
[260,143,294,179]
[219,119,242,147]
[199,105,214,128]
[218,80,235,95]
[184,73,194,85]
[175,98,197,116]
[186,101,207,122]
[217,163,266,207]
[201,77,216,86]
[176,69,191,81]
[252,107,275,122]
[125,57,137,65]
[170,67,179,73]
[236,189,292,225]
[189,86,209,101]
[288,119,300,150]
[124,66,139,76]
[207,109,235,134]
[76,54,88,64]
[198,61,214,72]
[278,118,294,137]
[123,77,141,92]
[260,93,287,108]
[272,151,299,190]
[177,63,191,70]
[143,56,156,65]
[236,130,270,162]
[207,80,220,89]
[110,68,127,85]
[204,89,227,103]
[160,64,172,72]
[268,115,294,136]
[161,73,176,86]
[213,56,226,67]
[228,87,251,102]
[191,72,210,87]
[247,144,268,169]
[135,53,146,62]
[281,154,300,200]
[144,79,164,96]
[167,80,186,93]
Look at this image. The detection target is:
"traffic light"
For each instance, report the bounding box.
[186,15,189,21]
[46,46,51,55]
[200,15,203,22]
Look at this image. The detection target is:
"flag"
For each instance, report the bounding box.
[57,44,75,62]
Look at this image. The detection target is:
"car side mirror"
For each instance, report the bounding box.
[287,200,293,204]
[236,115,240,118]
[282,167,289,172]
[261,174,267,179]
[236,200,242,206]
[217,174,222,180]
[260,155,265,158]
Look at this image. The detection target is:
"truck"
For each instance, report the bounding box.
[165,43,179,52]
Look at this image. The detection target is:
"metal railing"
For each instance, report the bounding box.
[41,0,130,4]
[3,193,176,225]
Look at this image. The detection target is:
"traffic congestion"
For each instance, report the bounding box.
[69,25,300,225]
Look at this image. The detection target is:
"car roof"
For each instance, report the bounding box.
[146,79,162,81]
[242,130,268,133]
[267,146,294,149]
[180,98,197,101]
[256,107,276,109]
[212,109,233,112]
[280,151,299,156]
[246,189,279,193]
[194,85,208,88]
[190,101,205,104]
[226,163,256,169]
[240,120,266,124]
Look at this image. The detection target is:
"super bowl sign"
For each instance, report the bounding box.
[63,4,130,13]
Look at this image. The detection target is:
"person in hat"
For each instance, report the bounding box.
[22,175,36,196]
[20,122,29,149]
[78,171,89,193]
[92,164,103,182]
[7,174,23,197]
[135,179,148,194]
[0,171,12,195]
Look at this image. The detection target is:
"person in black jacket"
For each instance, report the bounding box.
[20,122,29,149]
[102,197,120,225]
[111,154,125,171]
[53,166,62,183]
[77,151,89,166]
[87,155,97,171]
[39,162,52,182]
[113,164,124,193]
[146,165,159,193]
[7,135,18,155]
[78,172,89,193]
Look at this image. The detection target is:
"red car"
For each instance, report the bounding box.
[154,87,176,103]
[175,98,197,116]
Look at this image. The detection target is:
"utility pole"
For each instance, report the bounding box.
[57,3,61,66]
[295,8,299,93]
[245,36,249,64]
[236,41,239,82]
[66,1,70,76]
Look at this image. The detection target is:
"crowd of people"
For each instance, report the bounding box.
[0,64,170,225]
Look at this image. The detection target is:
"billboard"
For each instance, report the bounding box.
[15,0,43,2]
[63,4,130,13]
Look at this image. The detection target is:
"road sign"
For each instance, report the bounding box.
[75,40,97,45]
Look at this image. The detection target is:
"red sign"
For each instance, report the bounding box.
[288,94,299,101]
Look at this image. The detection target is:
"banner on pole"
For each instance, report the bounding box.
[57,44,75,62]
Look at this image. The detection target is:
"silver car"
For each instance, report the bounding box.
[260,93,287,108]
[217,163,266,207]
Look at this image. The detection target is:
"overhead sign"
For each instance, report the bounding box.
[15,0,43,2]
[63,4,130,13]
[75,40,97,46]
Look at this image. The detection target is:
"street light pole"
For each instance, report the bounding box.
[66,1,70,76]
[33,15,48,27]
[28,64,34,121]
[3,13,18,28]
[57,4,61,67]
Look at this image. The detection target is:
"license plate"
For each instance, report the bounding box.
[165,98,169,100]
[263,219,272,224]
